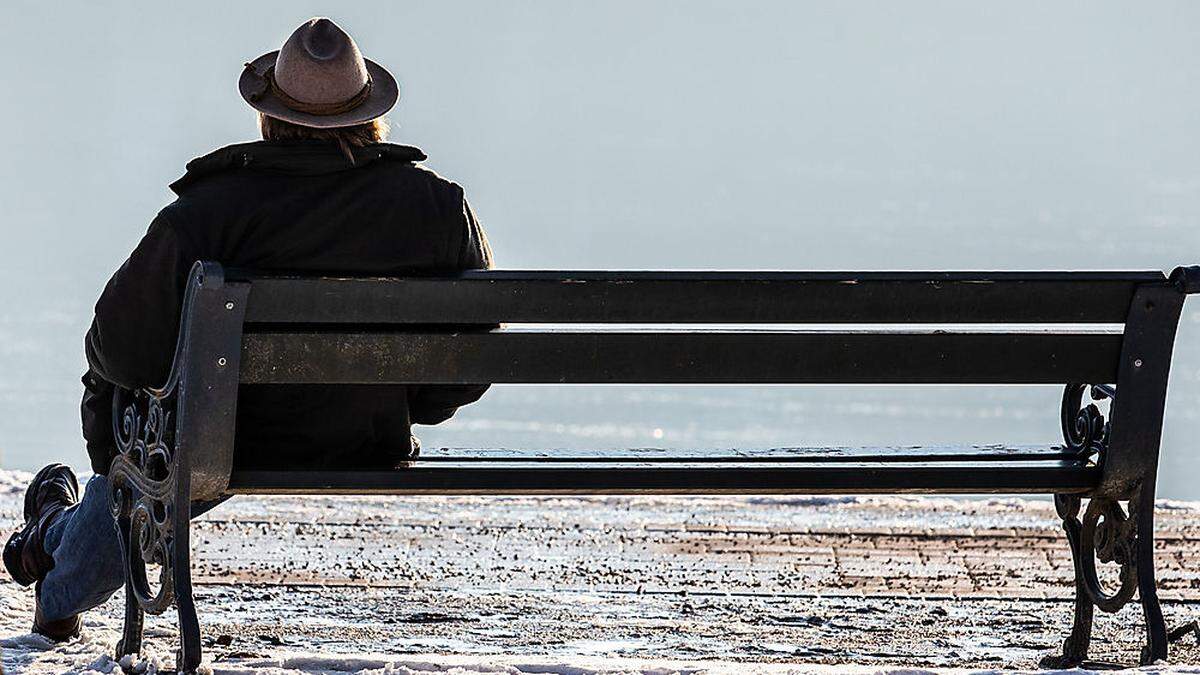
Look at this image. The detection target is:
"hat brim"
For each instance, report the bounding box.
[239,51,399,129]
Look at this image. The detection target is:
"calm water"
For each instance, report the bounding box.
[0,2,1198,495]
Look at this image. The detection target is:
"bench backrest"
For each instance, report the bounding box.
[164,263,1197,500]
[236,270,1162,386]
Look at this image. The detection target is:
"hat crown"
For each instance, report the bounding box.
[238,17,398,128]
[273,18,369,106]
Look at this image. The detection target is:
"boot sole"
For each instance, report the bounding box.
[3,530,36,586]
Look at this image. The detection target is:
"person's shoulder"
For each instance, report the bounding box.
[141,142,266,252]
[372,144,465,195]
[167,141,264,196]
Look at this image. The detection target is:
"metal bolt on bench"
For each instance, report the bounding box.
[107,261,1200,673]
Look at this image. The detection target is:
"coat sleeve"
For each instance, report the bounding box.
[456,195,494,270]
[80,370,117,474]
[408,194,494,425]
[84,212,196,390]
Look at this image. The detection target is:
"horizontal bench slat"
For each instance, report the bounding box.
[227,460,1098,495]
[239,271,1164,325]
[239,330,1122,384]
[414,444,1079,463]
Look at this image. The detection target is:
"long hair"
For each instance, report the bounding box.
[258,113,390,162]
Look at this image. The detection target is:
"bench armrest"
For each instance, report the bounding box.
[109,262,250,502]
[1170,265,1200,294]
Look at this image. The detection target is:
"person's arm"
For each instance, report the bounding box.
[408,194,494,425]
[80,369,117,474]
[84,211,196,390]
[455,194,493,271]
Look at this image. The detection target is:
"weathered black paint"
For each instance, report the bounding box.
[239,329,1123,385]
[239,270,1165,325]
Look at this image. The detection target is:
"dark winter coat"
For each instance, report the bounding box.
[81,140,493,474]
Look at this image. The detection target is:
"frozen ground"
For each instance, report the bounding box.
[2,469,1200,674]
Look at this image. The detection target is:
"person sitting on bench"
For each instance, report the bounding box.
[3,17,493,640]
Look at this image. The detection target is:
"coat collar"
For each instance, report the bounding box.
[170,140,427,195]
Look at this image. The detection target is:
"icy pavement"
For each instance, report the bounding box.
[2,470,1200,673]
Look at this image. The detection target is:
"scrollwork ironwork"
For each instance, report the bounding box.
[1047,382,1172,666]
[1046,488,1153,667]
[1046,478,1166,667]
[1079,496,1138,612]
[1058,385,1138,611]
[1061,383,1113,458]
[1048,389,1146,665]
[108,386,179,616]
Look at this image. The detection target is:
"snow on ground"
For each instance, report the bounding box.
[2,469,1200,674]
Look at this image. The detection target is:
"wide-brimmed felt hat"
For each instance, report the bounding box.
[240,17,398,128]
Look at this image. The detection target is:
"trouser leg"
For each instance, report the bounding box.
[38,475,124,621]
[38,474,230,622]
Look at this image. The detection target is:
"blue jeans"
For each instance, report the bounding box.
[39,475,223,621]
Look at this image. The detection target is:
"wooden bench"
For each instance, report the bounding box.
[108,261,1200,672]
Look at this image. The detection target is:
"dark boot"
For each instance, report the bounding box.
[3,463,79,587]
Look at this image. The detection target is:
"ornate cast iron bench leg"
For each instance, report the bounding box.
[1048,494,1093,666]
[1043,384,1168,667]
[109,387,204,673]
[1045,486,1167,667]
[115,518,144,660]
[173,495,203,672]
[1135,483,1169,664]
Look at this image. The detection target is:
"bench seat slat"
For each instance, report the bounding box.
[239,330,1122,384]
[227,459,1098,495]
[413,444,1080,463]
[239,271,1164,324]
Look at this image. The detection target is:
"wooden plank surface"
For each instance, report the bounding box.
[239,330,1122,384]
[228,459,1098,495]
[238,270,1164,325]
[412,444,1078,463]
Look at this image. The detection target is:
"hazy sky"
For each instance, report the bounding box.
[0,2,1198,492]
[3,1,1198,282]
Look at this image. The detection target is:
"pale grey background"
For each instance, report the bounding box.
[0,2,1197,494]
